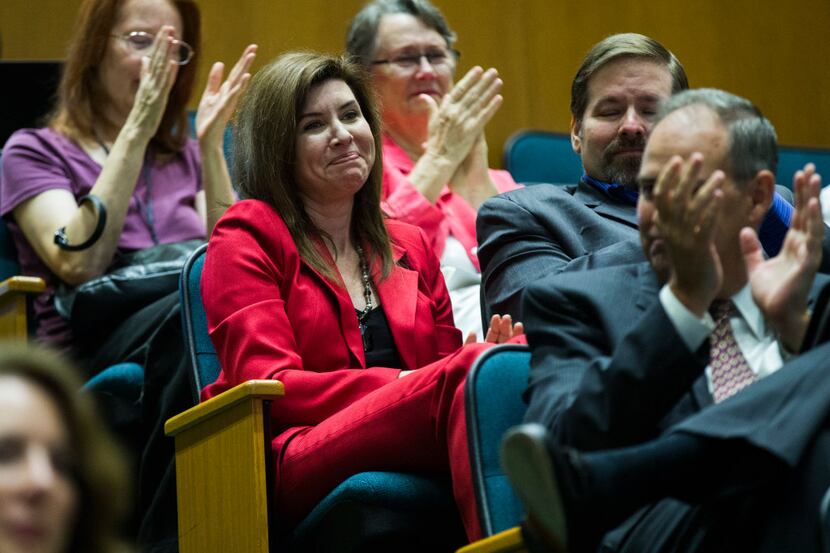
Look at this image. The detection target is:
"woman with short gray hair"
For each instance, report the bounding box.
[347,0,521,341]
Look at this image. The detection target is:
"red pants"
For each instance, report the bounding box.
[274,342,492,541]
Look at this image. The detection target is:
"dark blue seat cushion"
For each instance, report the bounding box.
[290,472,465,552]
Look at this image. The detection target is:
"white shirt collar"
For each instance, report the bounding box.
[730,283,767,340]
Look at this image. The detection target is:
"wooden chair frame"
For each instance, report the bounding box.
[0,276,46,340]
[165,379,284,553]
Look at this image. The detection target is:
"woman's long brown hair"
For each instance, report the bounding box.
[233,52,394,282]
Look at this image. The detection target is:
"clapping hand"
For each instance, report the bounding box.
[397,315,524,378]
[126,26,180,140]
[420,66,502,169]
[405,66,503,204]
[196,44,258,151]
[449,132,498,209]
[654,153,726,316]
[465,314,524,345]
[743,164,823,351]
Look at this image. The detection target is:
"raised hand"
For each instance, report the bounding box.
[196,44,257,151]
[420,66,503,169]
[743,164,823,350]
[125,26,179,141]
[654,153,725,316]
[465,314,524,345]
[195,44,257,234]
[448,132,498,210]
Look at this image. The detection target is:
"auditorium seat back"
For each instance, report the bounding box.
[465,344,530,536]
[503,130,582,185]
[179,243,219,401]
[503,129,830,191]
[778,145,830,188]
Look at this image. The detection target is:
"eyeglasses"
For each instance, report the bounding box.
[371,48,459,71]
[112,31,194,66]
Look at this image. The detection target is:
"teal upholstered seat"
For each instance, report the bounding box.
[503,130,582,185]
[465,344,530,536]
[777,145,830,189]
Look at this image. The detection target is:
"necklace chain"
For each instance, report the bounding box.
[92,127,112,156]
[355,244,373,321]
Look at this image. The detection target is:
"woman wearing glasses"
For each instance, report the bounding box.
[347,0,519,341]
[0,0,255,362]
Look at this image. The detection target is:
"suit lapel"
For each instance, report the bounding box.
[633,261,715,409]
[634,262,661,311]
[594,201,639,228]
[305,240,367,367]
[574,181,639,228]
[376,242,419,370]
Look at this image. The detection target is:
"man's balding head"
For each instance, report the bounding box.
[638,88,777,284]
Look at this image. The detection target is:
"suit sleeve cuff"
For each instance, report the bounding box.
[659,284,715,352]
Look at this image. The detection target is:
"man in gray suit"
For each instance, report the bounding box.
[502,88,830,552]
[477,33,687,322]
[477,34,800,324]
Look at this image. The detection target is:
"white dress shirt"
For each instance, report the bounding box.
[659,283,791,395]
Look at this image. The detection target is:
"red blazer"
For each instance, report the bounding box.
[201,200,463,449]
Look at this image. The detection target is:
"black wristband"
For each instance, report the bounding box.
[53,194,108,251]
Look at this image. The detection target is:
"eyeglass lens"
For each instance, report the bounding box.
[123,32,193,65]
[392,50,452,69]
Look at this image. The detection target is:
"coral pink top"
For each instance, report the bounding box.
[380,134,519,272]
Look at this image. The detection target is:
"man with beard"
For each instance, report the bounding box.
[477,33,796,323]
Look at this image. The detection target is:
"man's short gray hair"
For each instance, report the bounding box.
[657,88,778,183]
[346,0,456,67]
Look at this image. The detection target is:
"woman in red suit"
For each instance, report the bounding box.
[200,52,522,542]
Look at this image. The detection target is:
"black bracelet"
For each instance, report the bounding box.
[53,194,108,251]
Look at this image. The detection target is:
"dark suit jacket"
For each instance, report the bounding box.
[522,262,830,552]
[523,262,707,450]
[477,181,642,324]
[523,261,830,460]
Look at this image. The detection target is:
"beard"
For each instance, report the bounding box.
[601,134,647,189]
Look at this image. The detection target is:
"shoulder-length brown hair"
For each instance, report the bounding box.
[0,342,131,553]
[49,0,200,155]
[233,51,394,281]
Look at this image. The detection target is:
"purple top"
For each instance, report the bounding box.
[0,127,205,350]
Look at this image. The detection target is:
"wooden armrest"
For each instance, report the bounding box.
[164,379,284,436]
[165,379,284,553]
[0,276,47,295]
[456,526,527,553]
[0,276,47,340]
